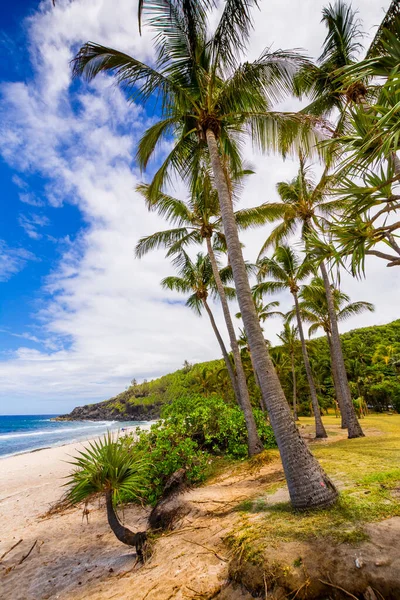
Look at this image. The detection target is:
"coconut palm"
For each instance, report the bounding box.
[294,0,365,117]
[136,172,268,419]
[161,250,263,456]
[277,322,300,421]
[295,276,374,425]
[73,0,337,508]
[258,155,365,438]
[295,2,400,273]
[236,299,283,326]
[235,298,283,392]
[255,245,327,438]
[65,433,148,558]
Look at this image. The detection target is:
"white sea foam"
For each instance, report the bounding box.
[0,421,118,440]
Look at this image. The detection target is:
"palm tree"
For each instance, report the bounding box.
[236,298,283,392]
[135,172,268,419]
[258,157,365,438]
[73,0,337,508]
[296,276,374,426]
[255,245,327,438]
[277,322,300,421]
[294,0,366,118]
[161,250,263,456]
[65,433,148,559]
[236,299,283,325]
[372,344,398,367]
[293,2,396,437]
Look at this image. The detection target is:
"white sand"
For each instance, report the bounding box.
[0,424,153,545]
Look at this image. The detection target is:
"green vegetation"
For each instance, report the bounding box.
[65,433,149,555]
[123,395,276,505]
[228,415,400,561]
[106,319,400,419]
[71,0,400,510]
[67,395,276,510]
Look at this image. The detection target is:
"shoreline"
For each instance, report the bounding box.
[0,422,155,536]
[0,420,157,461]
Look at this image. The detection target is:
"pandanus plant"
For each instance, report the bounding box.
[65,433,148,559]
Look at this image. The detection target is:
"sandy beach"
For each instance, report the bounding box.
[0,426,156,599]
[0,421,248,600]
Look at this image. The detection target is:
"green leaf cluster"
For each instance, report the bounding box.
[123,394,276,505]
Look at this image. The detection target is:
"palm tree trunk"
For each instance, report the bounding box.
[293,292,327,438]
[205,238,263,456]
[206,128,337,509]
[291,351,298,421]
[105,489,147,558]
[326,332,348,429]
[319,261,364,438]
[202,298,241,407]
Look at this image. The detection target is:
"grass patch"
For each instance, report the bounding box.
[231,414,400,551]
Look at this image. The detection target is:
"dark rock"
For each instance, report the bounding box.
[54,398,162,422]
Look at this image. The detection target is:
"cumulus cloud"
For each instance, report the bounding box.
[0,0,396,413]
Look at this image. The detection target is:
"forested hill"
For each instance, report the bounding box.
[58,319,400,421]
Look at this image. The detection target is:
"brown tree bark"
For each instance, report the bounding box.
[202,298,241,406]
[293,292,327,438]
[327,333,348,428]
[291,351,298,421]
[319,261,364,438]
[206,128,338,509]
[105,490,147,558]
[205,238,263,456]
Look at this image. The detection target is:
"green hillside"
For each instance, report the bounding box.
[60,320,400,421]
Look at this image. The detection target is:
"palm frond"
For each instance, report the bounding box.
[135,228,191,258]
[72,43,193,111]
[210,0,259,70]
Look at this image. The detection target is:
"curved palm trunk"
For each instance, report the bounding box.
[293,293,327,438]
[319,261,364,438]
[205,238,263,456]
[291,351,298,421]
[202,298,241,406]
[105,490,147,559]
[326,333,348,429]
[206,129,337,509]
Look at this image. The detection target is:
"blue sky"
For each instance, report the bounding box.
[0,0,397,415]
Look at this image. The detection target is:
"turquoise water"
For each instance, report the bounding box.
[0,415,146,458]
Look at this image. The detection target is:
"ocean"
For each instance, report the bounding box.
[0,415,148,458]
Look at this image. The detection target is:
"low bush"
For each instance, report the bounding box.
[122,395,276,505]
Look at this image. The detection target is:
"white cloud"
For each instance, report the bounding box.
[18,212,50,239]
[0,240,36,282]
[0,0,397,413]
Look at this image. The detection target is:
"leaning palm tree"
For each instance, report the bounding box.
[255,246,327,438]
[136,171,267,417]
[235,298,283,392]
[65,433,148,558]
[258,157,365,438]
[295,277,374,426]
[73,0,337,508]
[161,250,263,456]
[277,322,300,421]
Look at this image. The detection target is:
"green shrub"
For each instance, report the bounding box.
[122,395,276,505]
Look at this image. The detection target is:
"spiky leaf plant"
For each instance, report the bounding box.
[65,433,149,558]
